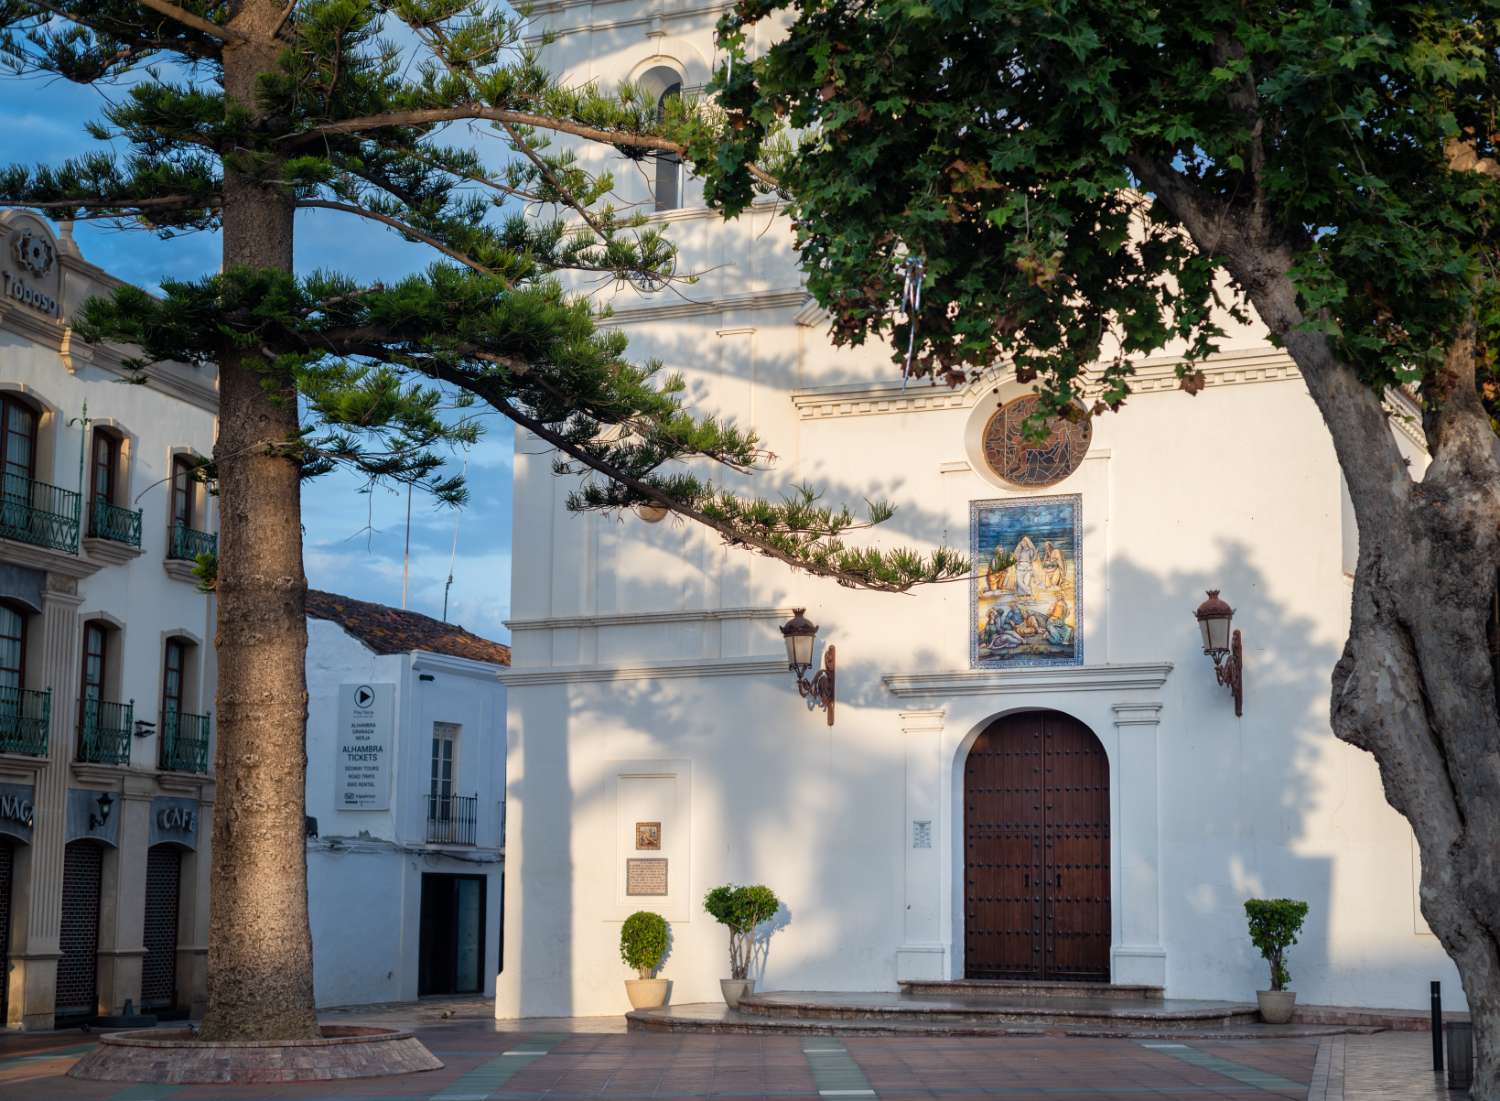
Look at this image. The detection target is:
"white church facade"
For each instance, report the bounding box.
[498,0,1461,1020]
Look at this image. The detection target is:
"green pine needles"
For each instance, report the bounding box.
[0,0,964,592]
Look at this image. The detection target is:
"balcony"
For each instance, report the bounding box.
[88,498,142,548]
[159,709,211,773]
[78,697,133,765]
[0,686,50,756]
[167,521,216,562]
[425,793,477,846]
[0,473,79,555]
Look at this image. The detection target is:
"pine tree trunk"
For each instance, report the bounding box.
[198,3,319,1042]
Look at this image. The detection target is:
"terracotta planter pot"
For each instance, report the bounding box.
[625,979,670,1010]
[720,978,753,1009]
[1257,989,1297,1024]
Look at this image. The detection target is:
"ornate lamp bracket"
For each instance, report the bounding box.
[1212,630,1244,717]
[795,644,836,727]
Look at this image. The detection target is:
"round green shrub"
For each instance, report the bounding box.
[703,884,781,979]
[620,910,670,979]
[1244,898,1310,991]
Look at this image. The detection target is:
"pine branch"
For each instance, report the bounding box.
[135,0,240,42]
[295,198,501,280]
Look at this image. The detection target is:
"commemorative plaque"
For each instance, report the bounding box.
[626,857,668,896]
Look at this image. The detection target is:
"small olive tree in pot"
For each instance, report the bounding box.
[704,885,780,1008]
[620,911,671,1010]
[1244,899,1310,1023]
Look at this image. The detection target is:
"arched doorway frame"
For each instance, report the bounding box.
[890,664,1169,988]
[954,708,1122,984]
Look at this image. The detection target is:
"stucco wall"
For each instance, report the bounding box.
[498,0,1460,1021]
[305,620,506,1006]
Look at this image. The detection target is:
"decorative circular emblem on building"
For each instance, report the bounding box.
[11,230,55,278]
[980,393,1093,487]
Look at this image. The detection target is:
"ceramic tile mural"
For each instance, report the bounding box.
[971,495,1082,668]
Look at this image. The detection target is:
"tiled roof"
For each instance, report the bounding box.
[306,589,511,667]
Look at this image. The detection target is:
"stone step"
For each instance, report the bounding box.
[626,1002,1382,1040]
[735,990,1258,1030]
[900,979,1165,1001]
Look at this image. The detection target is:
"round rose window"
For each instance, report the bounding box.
[980,394,1093,487]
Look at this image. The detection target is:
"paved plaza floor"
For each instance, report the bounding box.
[0,1007,1462,1101]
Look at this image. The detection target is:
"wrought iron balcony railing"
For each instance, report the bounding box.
[88,498,143,548]
[78,697,133,765]
[425,793,478,846]
[0,472,79,555]
[167,521,216,562]
[0,686,50,756]
[159,709,211,773]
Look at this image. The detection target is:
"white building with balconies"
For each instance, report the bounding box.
[303,590,508,1007]
[0,210,218,1030]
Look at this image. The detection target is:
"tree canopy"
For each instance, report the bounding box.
[0,0,965,591]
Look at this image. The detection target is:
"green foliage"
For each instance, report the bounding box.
[699,0,1500,428]
[619,911,670,979]
[0,0,967,592]
[1244,898,1310,991]
[704,884,780,980]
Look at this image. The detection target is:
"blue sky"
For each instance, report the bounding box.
[5,70,516,642]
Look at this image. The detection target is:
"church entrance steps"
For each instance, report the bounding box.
[625,1000,1382,1040]
[899,979,1165,1001]
[736,990,1256,1030]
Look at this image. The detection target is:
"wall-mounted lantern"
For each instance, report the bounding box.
[89,791,114,831]
[1194,590,1243,716]
[780,608,835,726]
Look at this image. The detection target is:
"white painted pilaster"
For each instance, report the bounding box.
[897,708,947,981]
[1111,701,1166,986]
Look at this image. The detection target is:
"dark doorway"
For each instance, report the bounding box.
[964,709,1110,982]
[0,841,11,1025]
[142,845,182,1012]
[419,873,485,996]
[57,841,103,1020]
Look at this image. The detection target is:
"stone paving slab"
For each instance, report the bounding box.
[0,1011,1446,1101]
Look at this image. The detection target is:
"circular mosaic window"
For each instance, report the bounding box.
[980,394,1093,487]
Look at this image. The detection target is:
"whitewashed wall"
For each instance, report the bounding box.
[498,0,1462,1020]
[305,620,506,1006]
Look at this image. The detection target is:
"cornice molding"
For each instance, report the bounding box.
[82,537,144,568]
[525,0,734,39]
[600,288,807,327]
[883,662,1174,698]
[793,349,1302,421]
[0,538,100,580]
[501,654,786,686]
[506,605,792,632]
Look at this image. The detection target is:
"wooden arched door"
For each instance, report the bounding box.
[964,710,1110,981]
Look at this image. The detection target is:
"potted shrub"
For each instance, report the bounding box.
[1244,898,1310,1023]
[704,884,780,1008]
[620,910,671,1010]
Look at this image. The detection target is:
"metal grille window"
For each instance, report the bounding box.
[57,841,102,1019]
[141,845,181,1010]
[0,842,12,1026]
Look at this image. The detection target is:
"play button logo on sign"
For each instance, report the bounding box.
[354,685,375,708]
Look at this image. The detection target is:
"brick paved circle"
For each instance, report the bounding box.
[65,1025,443,1083]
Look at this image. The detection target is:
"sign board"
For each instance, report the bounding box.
[626,858,668,896]
[149,796,201,849]
[336,683,394,810]
[0,782,34,844]
[0,213,62,318]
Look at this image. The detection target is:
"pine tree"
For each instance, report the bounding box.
[0,0,962,1040]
